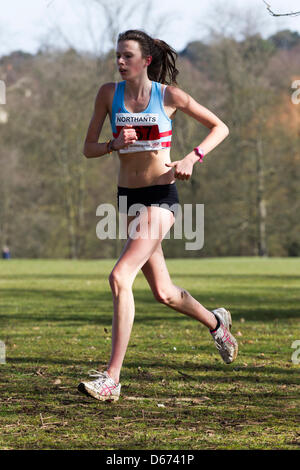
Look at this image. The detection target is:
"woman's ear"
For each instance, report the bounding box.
[147,55,152,66]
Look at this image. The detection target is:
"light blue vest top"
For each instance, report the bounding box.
[110,80,172,153]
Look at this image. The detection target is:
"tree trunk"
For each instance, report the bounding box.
[255,137,268,257]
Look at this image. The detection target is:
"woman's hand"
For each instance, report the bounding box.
[165,156,194,180]
[113,124,138,150]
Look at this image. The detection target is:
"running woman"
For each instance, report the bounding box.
[78,29,238,402]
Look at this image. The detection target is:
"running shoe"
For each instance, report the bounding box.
[210,307,238,364]
[78,370,121,402]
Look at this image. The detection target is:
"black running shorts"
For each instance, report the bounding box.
[117,182,179,216]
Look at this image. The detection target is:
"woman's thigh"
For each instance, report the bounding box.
[110,207,175,284]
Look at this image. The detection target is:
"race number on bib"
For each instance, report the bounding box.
[115,113,161,153]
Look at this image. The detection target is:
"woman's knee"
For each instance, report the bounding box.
[109,268,133,291]
[153,285,176,305]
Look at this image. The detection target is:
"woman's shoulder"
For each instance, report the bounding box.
[95,82,118,106]
[164,84,188,110]
[97,82,117,93]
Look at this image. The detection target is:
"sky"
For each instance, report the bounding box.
[1,0,300,57]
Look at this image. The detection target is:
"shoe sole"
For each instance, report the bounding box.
[224,309,238,363]
[226,339,239,364]
[226,309,232,330]
[225,308,238,363]
[77,383,120,402]
[213,308,238,364]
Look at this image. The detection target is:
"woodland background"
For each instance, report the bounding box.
[0,2,299,259]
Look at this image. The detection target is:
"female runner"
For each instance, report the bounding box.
[78,29,238,402]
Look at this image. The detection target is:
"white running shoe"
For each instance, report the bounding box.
[78,370,121,402]
[210,307,238,364]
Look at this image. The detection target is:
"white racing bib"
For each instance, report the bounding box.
[115,113,161,153]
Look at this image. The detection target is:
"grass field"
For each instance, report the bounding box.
[0,257,299,450]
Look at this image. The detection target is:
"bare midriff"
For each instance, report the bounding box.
[117,148,175,188]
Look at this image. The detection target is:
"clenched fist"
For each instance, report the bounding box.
[113,124,138,150]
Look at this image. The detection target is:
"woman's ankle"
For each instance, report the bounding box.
[106,368,120,385]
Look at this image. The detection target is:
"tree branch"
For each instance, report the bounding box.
[262,0,300,17]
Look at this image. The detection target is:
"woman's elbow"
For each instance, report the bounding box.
[221,124,229,136]
[82,143,90,158]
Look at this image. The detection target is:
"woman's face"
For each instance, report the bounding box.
[116,40,151,79]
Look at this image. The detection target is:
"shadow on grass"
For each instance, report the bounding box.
[1,273,300,281]
[0,274,110,281]
[1,288,300,324]
[5,358,299,385]
[1,308,299,325]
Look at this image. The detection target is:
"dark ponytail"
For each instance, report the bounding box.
[117,29,179,85]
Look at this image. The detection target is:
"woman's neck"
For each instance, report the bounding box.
[124,76,152,101]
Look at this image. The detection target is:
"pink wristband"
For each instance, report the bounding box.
[193,147,205,162]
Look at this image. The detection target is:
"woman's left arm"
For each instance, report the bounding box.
[165,86,229,180]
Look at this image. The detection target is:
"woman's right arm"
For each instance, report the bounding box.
[83,83,112,158]
[83,83,138,158]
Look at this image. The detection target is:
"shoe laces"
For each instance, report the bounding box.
[87,369,119,388]
[87,369,108,381]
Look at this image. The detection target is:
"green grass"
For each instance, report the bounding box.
[0,257,299,450]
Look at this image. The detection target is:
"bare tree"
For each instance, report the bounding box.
[39,0,179,62]
[197,0,269,42]
[263,1,300,17]
[194,2,279,257]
